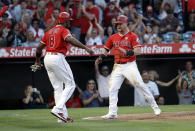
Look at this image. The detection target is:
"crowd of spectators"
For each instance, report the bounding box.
[0,0,194,47]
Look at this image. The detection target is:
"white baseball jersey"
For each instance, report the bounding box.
[97,74,110,98]
[41,25,76,118]
[104,31,159,116]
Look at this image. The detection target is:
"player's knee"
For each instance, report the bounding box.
[109,86,118,93]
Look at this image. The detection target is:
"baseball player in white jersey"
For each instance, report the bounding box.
[31,12,93,123]
[96,15,161,119]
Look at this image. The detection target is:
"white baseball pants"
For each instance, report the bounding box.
[108,61,159,115]
[44,52,75,116]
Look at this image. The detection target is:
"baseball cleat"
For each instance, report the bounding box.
[51,111,73,123]
[154,107,161,116]
[101,114,118,119]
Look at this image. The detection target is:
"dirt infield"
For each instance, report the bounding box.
[83,111,195,122]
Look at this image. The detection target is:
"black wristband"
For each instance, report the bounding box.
[100,54,106,61]
[126,50,134,56]
[36,51,41,57]
[104,47,109,52]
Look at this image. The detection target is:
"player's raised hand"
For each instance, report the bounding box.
[95,58,101,65]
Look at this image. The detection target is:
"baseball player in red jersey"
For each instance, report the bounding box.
[96,15,161,119]
[32,12,93,123]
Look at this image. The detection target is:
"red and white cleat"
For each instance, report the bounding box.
[101,114,118,120]
[51,111,73,123]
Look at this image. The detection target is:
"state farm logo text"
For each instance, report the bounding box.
[141,45,172,54]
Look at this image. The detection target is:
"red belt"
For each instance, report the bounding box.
[115,61,127,64]
[47,52,58,55]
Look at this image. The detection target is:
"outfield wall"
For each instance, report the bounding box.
[0,53,195,109]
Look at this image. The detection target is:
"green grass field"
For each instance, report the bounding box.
[0,105,195,131]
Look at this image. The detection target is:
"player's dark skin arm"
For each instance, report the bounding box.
[65,36,93,55]
[35,43,46,66]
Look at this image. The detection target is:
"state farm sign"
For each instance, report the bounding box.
[66,46,103,56]
[0,43,195,58]
[141,44,172,54]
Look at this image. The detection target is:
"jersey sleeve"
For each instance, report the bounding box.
[40,34,46,44]
[131,34,141,48]
[104,36,113,50]
[62,29,72,40]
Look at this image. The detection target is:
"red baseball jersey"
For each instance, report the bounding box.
[41,25,71,55]
[104,31,141,63]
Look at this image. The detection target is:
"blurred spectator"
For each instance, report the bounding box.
[110,17,117,33]
[22,85,44,109]
[45,8,59,32]
[176,73,193,104]
[122,6,129,17]
[164,0,180,15]
[185,0,195,12]
[27,0,38,13]
[143,23,158,44]
[60,0,72,13]
[191,32,195,43]
[159,0,172,20]
[119,0,137,9]
[33,0,47,29]
[128,4,139,23]
[181,61,195,89]
[103,26,114,44]
[160,9,181,34]
[70,0,82,40]
[82,79,103,107]
[157,96,165,105]
[181,61,195,104]
[9,0,22,22]
[185,10,195,31]
[86,19,104,45]
[19,12,32,33]
[148,70,179,87]
[134,71,160,106]
[28,18,44,43]
[131,14,145,43]
[0,2,8,17]
[95,0,106,23]
[103,0,120,27]
[172,33,182,43]
[143,5,160,26]
[95,59,110,106]
[22,30,39,47]
[151,24,162,43]
[6,22,26,47]
[66,84,83,108]
[20,1,32,17]
[0,13,11,46]
[80,0,99,43]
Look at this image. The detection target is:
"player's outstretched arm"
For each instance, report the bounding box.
[65,36,93,55]
[31,43,46,72]
[96,48,109,64]
[119,46,141,57]
[35,43,46,65]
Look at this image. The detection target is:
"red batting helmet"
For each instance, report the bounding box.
[114,15,128,24]
[57,12,72,24]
